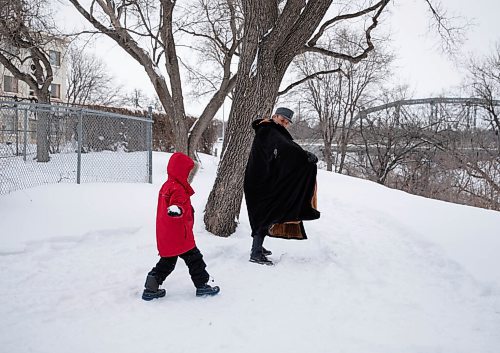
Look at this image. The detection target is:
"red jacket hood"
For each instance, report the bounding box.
[167,152,195,195]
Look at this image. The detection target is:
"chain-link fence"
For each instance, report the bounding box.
[0,100,153,194]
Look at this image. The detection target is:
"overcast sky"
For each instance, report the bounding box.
[58,0,499,117]
[389,0,499,97]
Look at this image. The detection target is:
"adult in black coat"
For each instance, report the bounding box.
[244,107,320,265]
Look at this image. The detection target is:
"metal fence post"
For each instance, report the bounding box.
[77,109,83,184]
[147,106,153,184]
[23,108,28,162]
[14,104,19,155]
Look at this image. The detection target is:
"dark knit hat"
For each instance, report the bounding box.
[274,107,294,123]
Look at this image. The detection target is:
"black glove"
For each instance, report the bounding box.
[167,205,182,217]
[306,151,318,163]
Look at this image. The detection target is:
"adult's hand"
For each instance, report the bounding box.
[306,151,318,163]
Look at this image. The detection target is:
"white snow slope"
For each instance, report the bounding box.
[1,152,499,353]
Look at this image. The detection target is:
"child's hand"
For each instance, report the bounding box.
[167,205,182,217]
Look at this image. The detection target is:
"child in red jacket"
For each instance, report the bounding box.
[142,152,220,300]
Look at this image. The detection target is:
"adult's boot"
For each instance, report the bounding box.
[249,253,273,266]
[262,247,272,256]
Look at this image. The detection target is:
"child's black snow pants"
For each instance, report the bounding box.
[149,247,209,288]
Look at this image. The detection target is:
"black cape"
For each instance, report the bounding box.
[244,119,320,239]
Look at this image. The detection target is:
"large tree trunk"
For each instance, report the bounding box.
[161,0,188,153]
[203,69,281,236]
[204,0,334,236]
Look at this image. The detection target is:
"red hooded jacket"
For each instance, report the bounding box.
[156,152,196,257]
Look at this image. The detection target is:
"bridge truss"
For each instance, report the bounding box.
[356,97,500,130]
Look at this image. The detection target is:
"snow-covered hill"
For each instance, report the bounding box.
[1,152,499,353]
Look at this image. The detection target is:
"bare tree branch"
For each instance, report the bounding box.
[278,67,343,96]
[299,0,389,64]
[308,0,389,47]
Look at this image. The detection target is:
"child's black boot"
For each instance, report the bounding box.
[196,283,220,297]
[142,274,166,301]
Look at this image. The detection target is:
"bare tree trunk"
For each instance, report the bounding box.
[338,130,350,173]
[203,0,329,236]
[204,69,280,236]
[323,141,333,171]
[187,76,237,157]
[35,91,51,162]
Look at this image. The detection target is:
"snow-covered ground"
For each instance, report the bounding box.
[1,152,499,353]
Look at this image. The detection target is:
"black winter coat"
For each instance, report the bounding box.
[244,119,320,239]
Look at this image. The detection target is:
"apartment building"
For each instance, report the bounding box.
[0,39,68,102]
[0,39,69,146]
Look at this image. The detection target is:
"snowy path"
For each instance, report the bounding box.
[1,203,499,352]
[1,153,499,353]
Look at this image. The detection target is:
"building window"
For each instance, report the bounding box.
[3,75,18,93]
[49,50,61,67]
[50,83,61,99]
